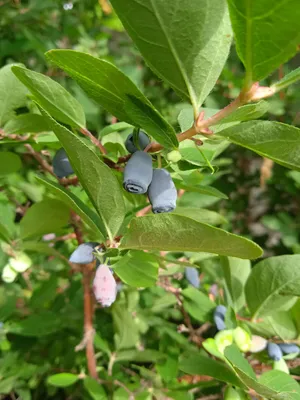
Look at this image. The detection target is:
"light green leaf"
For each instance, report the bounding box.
[221,257,251,312]
[99,122,132,138]
[110,0,232,113]
[39,108,125,242]
[224,345,278,397]
[4,114,50,135]
[83,377,107,400]
[258,370,300,400]
[173,180,228,199]
[0,222,12,243]
[179,352,242,387]
[21,241,66,260]
[178,107,219,131]
[0,151,22,176]
[36,176,105,241]
[114,250,159,287]
[46,49,151,124]
[227,0,300,82]
[0,64,28,126]
[20,199,70,239]
[245,255,300,319]
[173,207,227,226]
[115,349,164,363]
[272,67,300,92]
[182,287,215,322]
[124,94,178,148]
[112,303,140,350]
[120,214,263,260]
[12,66,85,128]
[47,373,78,388]
[178,139,230,167]
[218,121,300,171]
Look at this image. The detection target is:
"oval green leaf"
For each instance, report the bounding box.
[4,114,50,135]
[11,66,85,128]
[245,255,300,319]
[120,214,262,259]
[0,151,22,176]
[218,121,300,171]
[47,373,78,388]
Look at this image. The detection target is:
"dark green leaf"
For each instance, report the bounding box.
[124,94,178,148]
[36,176,105,241]
[39,108,125,242]
[110,0,232,112]
[245,255,300,318]
[227,0,300,81]
[114,250,159,287]
[83,377,107,400]
[221,257,251,312]
[7,311,63,337]
[174,180,228,199]
[4,114,50,135]
[46,49,151,124]
[179,352,242,387]
[182,287,215,322]
[12,66,85,128]
[218,121,300,171]
[20,199,70,239]
[120,214,263,259]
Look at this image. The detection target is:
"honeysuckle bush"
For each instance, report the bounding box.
[1,0,300,399]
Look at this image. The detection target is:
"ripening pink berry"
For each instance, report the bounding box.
[93,264,117,307]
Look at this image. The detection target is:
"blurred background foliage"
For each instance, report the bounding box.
[0,0,300,399]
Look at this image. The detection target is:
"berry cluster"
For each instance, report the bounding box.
[123,131,177,214]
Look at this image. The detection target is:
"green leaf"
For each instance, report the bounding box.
[174,180,228,199]
[47,373,78,388]
[110,0,232,113]
[114,250,159,287]
[39,107,125,242]
[20,199,70,239]
[182,287,215,322]
[7,311,63,337]
[218,121,300,171]
[0,64,28,126]
[227,0,300,82]
[36,176,105,241]
[221,257,251,312]
[115,349,164,363]
[124,94,178,148]
[258,370,300,400]
[112,303,140,350]
[179,352,242,387]
[272,67,300,92]
[0,151,22,176]
[4,114,50,135]
[0,222,12,243]
[11,66,85,128]
[120,214,263,259]
[215,101,269,128]
[245,255,300,319]
[46,49,151,124]
[224,345,278,397]
[173,207,227,226]
[99,122,132,138]
[83,377,107,400]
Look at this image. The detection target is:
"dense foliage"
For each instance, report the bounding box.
[1,0,300,399]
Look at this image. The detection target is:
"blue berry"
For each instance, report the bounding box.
[267,342,283,361]
[123,151,153,194]
[214,314,226,331]
[53,148,74,178]
[278,343,300,355]
[69,242,100,264]
[125,131,150,153]
[148,169,177,213]
[214,305,227,318]
[185,267,200,288]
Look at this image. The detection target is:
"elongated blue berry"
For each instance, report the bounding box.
[53,148,74,178]
[123,151,153,194]
[278,343,300,355]
[125,131,150,153]
[93,264,117,307]
[69,242,100,264]
[185,267,200,288]
[213,305,227,331]
[148,169,177,213]
[267,342,283,361]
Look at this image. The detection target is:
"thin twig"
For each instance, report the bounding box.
[80,127,107,155]
[24,144,56,176]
